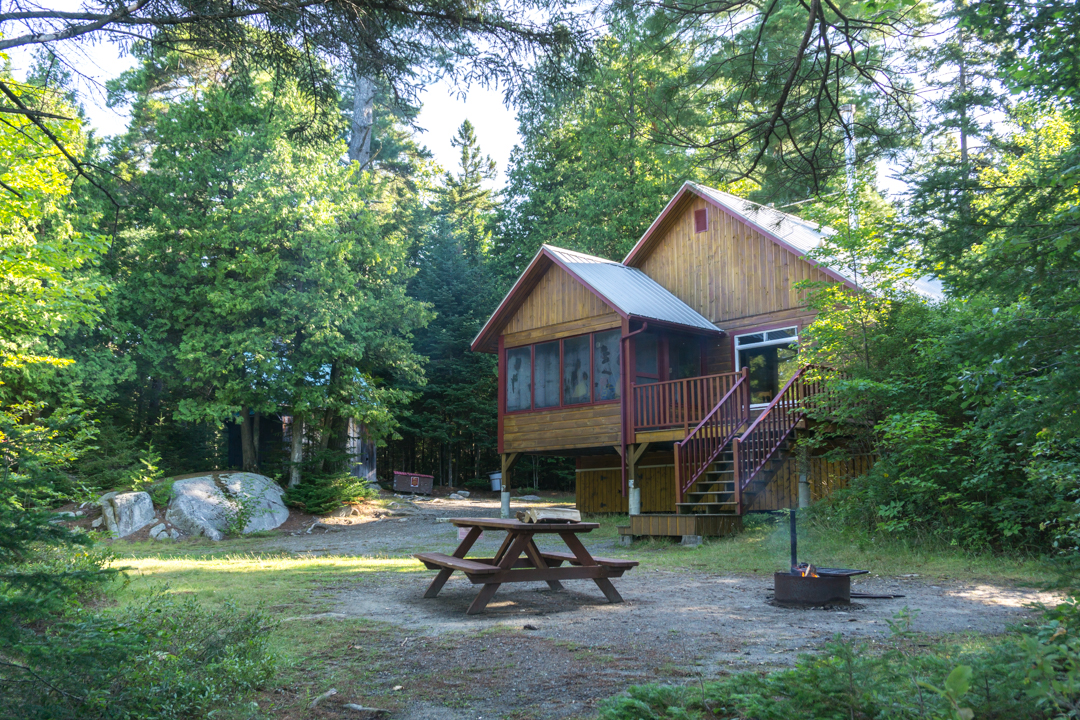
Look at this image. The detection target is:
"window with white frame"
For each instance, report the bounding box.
[735,327,799,406]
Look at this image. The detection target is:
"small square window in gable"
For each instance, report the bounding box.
[694,208,708,233]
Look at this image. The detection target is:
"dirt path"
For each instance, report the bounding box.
[245,495,1059,719]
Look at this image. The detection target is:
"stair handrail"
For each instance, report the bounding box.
[674,367,750,502]
[733,364,829,495]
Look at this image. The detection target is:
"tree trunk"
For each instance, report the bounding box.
[349,74,376,168]
[314,361,344,474]
[253,411,261,465]
[239,407,257,471]
[327,413,349,475]
[289,415,304,487]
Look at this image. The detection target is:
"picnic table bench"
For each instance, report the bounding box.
[415,517,638,614]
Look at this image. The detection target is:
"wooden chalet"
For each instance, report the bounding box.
[471,182,876,538]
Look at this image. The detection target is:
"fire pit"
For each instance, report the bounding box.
[774,566,856,606]
[772,511,868,607]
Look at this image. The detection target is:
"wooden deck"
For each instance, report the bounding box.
[619,513,743,538]
[633,428,686,444]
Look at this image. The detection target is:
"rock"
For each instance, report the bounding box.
[91,517,103,528]
[55,511,77,518]
[149,523,167,540]
[307,521,331,534]
[309,688,337,709]
[99,492,156,538]
[169,529,181,540]
[326,504,361,518]
[517,494,542,502]
[456,490,470,498]
[448,493,464,500]
[343,704,389,715]
[166,473,288,541]
[75,511,85,517]
[680,534,703,546]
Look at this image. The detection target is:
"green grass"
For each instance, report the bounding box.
[583,512,1053,585]
[112,551,425,611]
[93,510,1061,718]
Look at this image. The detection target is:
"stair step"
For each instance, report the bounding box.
[677,501,739,508]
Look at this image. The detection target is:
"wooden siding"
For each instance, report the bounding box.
[504,402,621,454]
[745,453,873,512]
[704,308,819,375]
[629,514,743,537]
[575,452,677,514]
[503,313,621,349]
[503,263,615,336]
[635,196,836,325]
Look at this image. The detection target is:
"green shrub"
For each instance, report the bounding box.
[1,421,275,720]
[3,595,275,720]
[283,473,377,515]
[463,478,491,491]
[598,601,1080,720]
[72,418,158,499]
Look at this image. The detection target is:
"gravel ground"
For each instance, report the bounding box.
[246,494,1060,720]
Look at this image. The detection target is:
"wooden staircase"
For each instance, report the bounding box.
[676,434,796,517]
[674,365,825,517]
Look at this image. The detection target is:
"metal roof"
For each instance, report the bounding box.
[544,245,720,332]
[689,183,836,255]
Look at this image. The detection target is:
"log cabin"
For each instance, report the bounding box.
[471,182,890,539]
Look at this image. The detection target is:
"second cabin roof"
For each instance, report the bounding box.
[470,244,719,353]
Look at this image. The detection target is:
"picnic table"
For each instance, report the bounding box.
[415,517,638,615]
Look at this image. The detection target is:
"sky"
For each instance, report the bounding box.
[6,40,523,186]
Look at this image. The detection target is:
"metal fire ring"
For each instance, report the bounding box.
[773,571,851,606]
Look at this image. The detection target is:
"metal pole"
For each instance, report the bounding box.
[789,509,798,573]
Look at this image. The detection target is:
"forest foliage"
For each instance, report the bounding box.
[4,0,1080,715]
[0,0,1076,538]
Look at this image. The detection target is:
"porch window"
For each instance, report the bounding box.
[593,330,621,401]
[534,342,560,408]
[505,346,532,412]
[562,335,591,405]
[735,327,799,406]
[633,331,659,386]
[667,334,701,380]
[503,330,621,413]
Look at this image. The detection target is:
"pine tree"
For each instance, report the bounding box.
[387,120,500,483]
[105,49,429,473]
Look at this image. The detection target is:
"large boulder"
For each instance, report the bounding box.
[99,491,156,538]
[165,473,289,541]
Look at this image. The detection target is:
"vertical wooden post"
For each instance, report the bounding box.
[500,453,520,519]
[626,442,648,516]
[674,443,683,506]
[732,437,742,514]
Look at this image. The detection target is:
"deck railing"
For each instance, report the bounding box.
[733,365,827,496]
[673,369,750,502]
[631,371,744,434]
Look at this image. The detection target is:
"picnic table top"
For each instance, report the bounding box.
[447,517,599,532]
